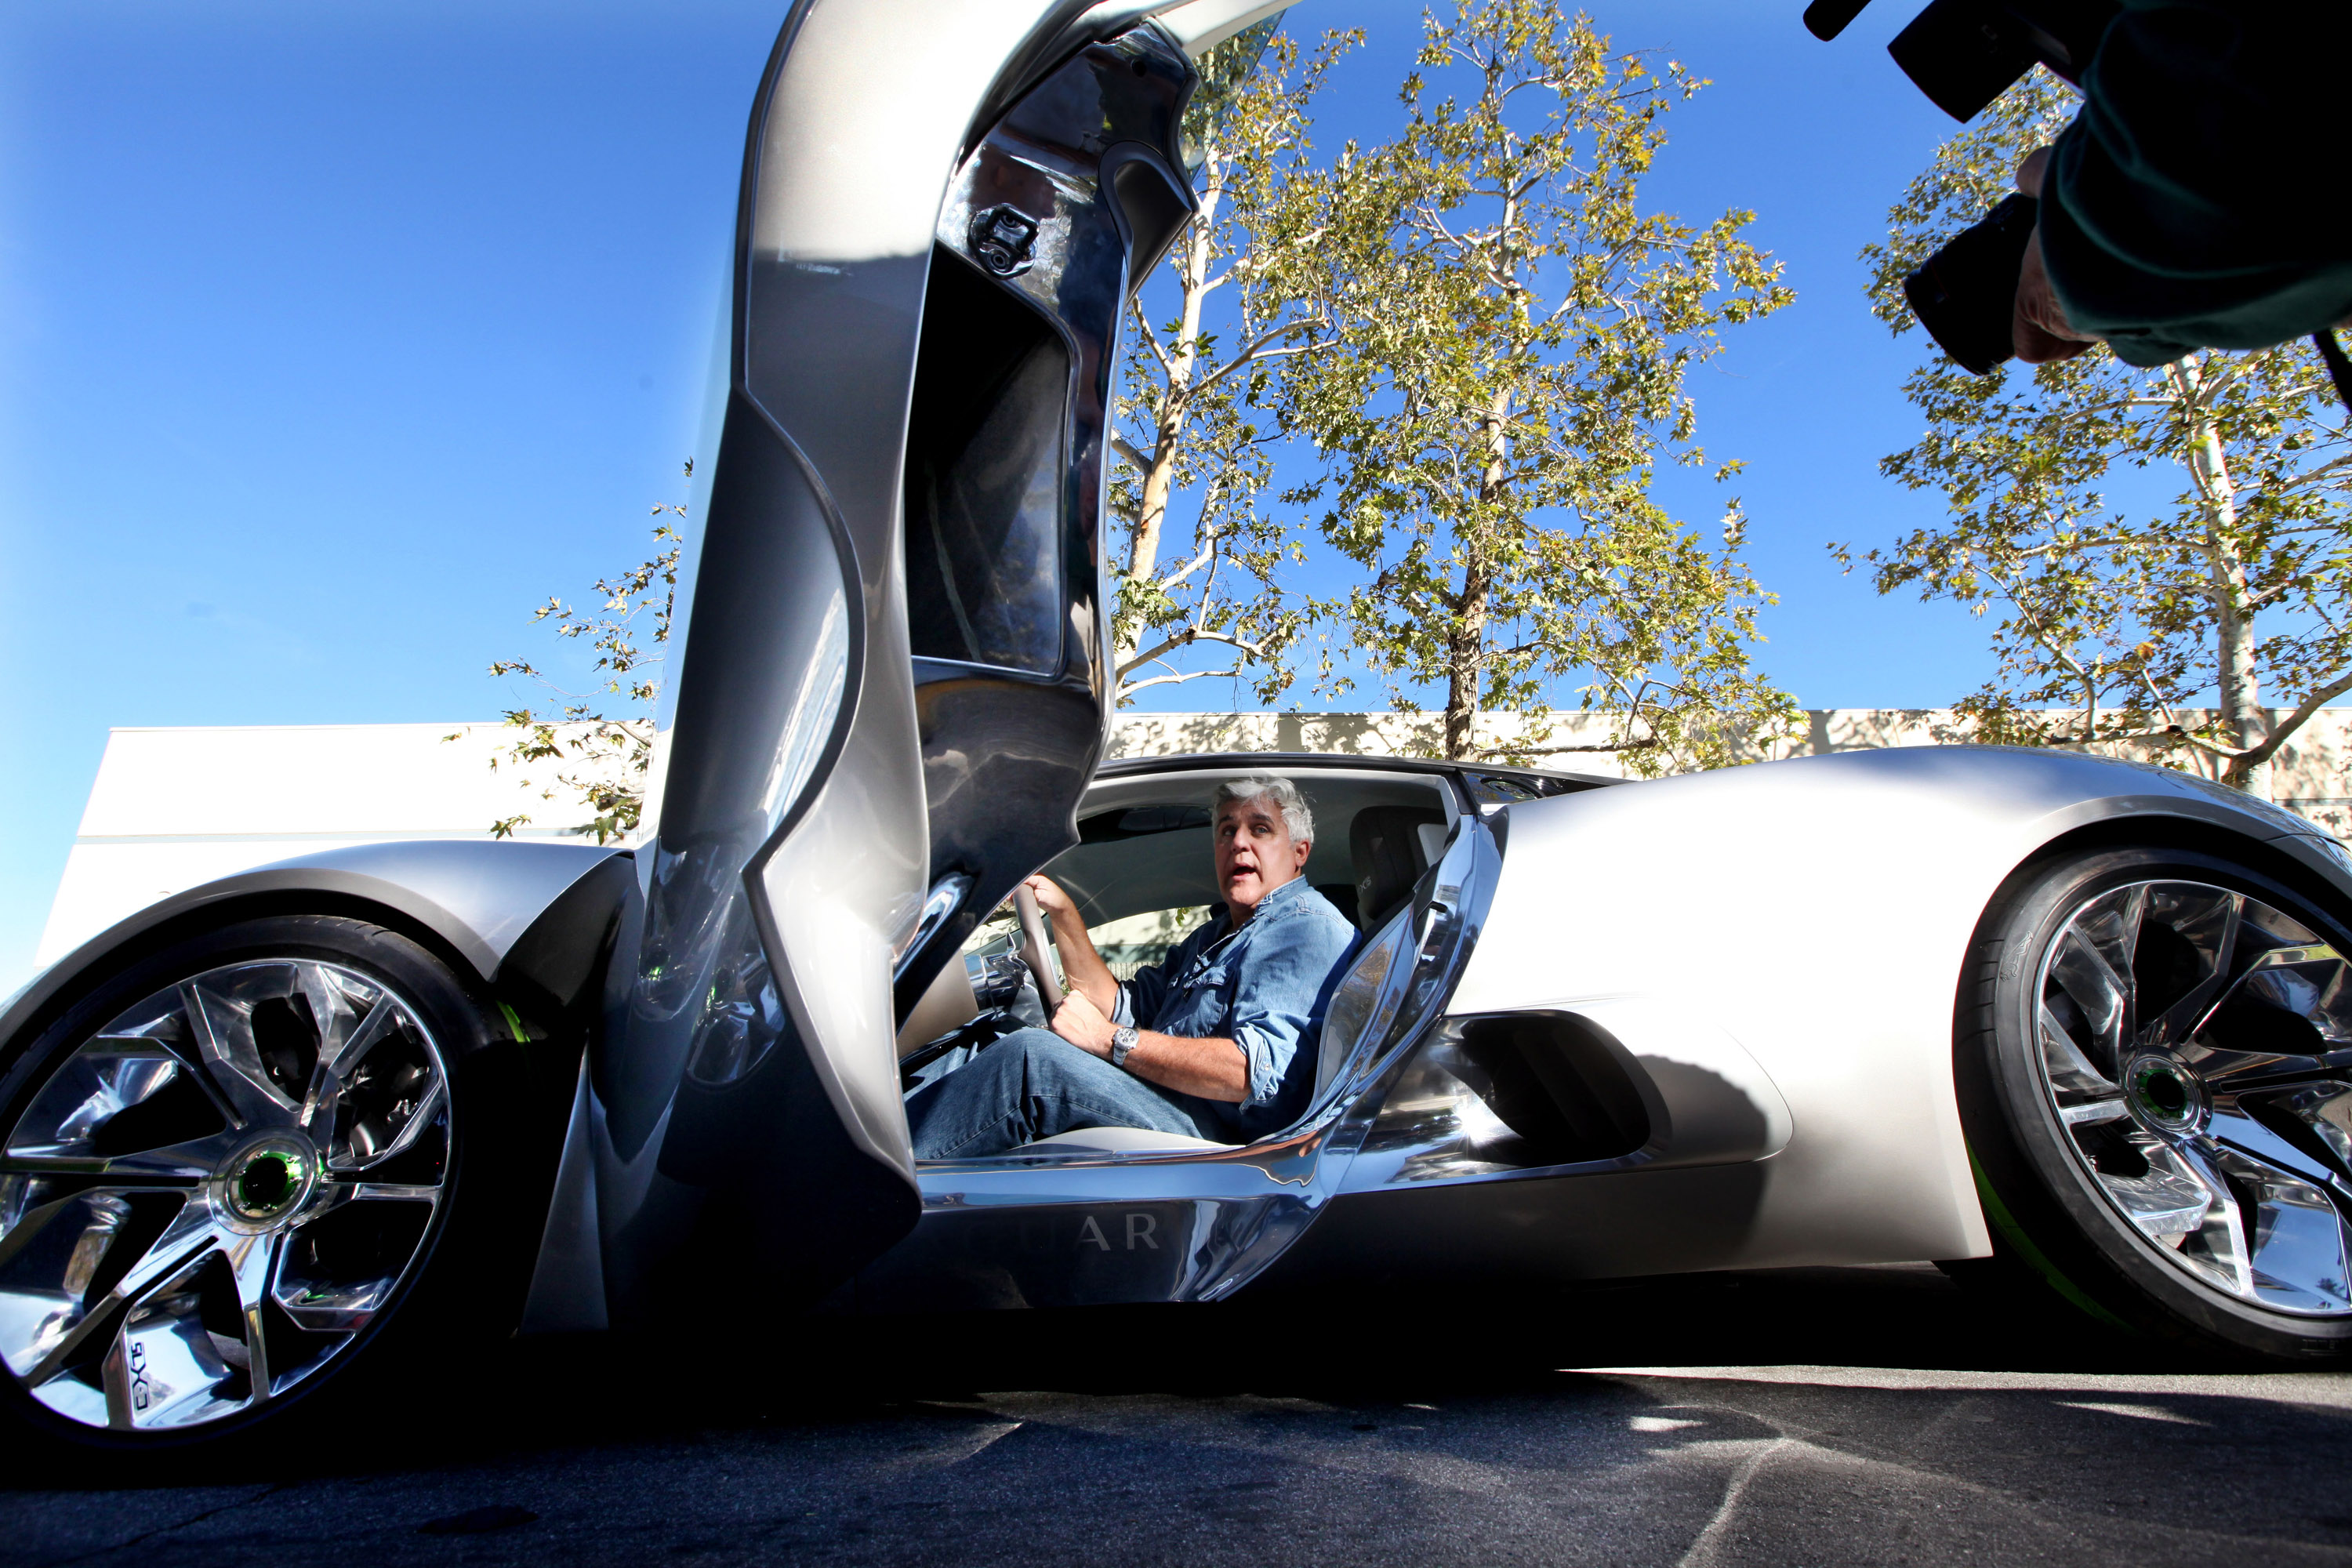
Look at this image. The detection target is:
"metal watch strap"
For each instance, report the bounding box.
[1109,1025,1139,1068]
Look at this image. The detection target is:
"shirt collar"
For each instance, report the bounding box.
[1225,873,1311,928]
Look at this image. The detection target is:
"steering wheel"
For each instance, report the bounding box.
[1012,885,1065,1011]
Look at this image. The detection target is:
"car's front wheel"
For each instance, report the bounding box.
[0,914,538,1448]
[1958,844,2352,1362]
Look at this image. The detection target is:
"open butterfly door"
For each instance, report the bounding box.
[570,0,1265,1325]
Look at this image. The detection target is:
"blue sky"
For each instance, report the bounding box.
[2,0,1998,995]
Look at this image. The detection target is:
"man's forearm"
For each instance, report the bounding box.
[1124,1032,1248,1103]
[1046,906,1120,1014]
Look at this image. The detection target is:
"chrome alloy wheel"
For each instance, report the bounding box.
[0,959,450,1432]
[2034,880,2352,1316]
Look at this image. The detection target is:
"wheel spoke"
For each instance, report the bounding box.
[2096,1135,2217,1247]
[2,1037,235,1181]
[2191,1131,2352,1314]
[3,1191,212,1387]
[219,1229,278,1403]
[299,996,398,1134]
[0,1134,242,1183]
[2138,885,2244,1051]
[312,1008,448,1174]
[96,1239,252,1429]
[2161,1138,2255,1298]
[2179,943,2352,1086]
[273,1181,437,1334]
[2208,1101,2342,1192]
[181,980,303,1131]
[2249,1082,2352,1178]
[2039,1001,2118,1099]
[2058,1097,2129,1126]
[2047,931,2132,1076]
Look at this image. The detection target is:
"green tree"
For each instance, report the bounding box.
[1846,71,2352,797]
[458,463,684,842]
[1283,0,1796,768]
[1109,23,1356,702]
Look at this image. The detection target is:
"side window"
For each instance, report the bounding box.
[902,249,1070,675]
[1089,906,1210,980]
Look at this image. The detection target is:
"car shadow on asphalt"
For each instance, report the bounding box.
[0,1262,2272,1494]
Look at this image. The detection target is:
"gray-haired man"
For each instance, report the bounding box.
[904,774,1358,1159]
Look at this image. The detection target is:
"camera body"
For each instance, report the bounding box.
[1876,0,2118,121]
[1807,0,2122,371]
[1901,193,2039,374]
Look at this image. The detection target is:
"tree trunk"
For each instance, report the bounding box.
[1443,381,1515,760]
[2176,361,2270,797]
[1116,152,1223,677]
[1443,562,1489,761]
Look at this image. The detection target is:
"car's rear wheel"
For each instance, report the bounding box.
[1958,844,2352,1361]
[0,914,536,1449]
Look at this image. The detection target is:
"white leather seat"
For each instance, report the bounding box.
[1012,1126,1238,1153]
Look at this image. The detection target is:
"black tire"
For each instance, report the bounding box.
[0,914,541,1454]
[1957,844,2352,1363]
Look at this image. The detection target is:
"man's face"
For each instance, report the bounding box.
[1214,793,1311,919]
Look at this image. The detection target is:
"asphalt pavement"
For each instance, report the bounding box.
[6,1263,2350,1567]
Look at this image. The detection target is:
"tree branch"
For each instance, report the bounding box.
[2225,667,2352,783]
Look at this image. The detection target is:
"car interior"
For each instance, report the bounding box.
[894,768,1461,1160]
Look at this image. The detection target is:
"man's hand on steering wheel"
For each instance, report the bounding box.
[1022,873,1077,921]
[1020,873,1120,1017]
[1049,987,1116,1055]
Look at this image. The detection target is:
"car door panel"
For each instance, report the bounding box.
[586,0,1181,1327]
[895,26,1199,1016]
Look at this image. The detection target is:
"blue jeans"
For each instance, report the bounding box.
[903,1029,1210,1159]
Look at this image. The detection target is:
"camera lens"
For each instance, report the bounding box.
[1902,192,2039,375]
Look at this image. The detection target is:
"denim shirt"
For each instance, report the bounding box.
[1110,877,1359,1141]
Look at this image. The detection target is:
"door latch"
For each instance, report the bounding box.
[971,205,1039,277]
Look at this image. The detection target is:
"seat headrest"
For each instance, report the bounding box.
[1313,882,1361,930]
[1350,805,1446,930]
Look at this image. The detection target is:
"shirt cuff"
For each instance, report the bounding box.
[1229,1023,1289,1109]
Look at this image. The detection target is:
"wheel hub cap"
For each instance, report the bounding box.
[2123,1054,2207,1134]
[218,1133,319,1229]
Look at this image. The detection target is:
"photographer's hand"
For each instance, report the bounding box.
[2013,148,2101,365]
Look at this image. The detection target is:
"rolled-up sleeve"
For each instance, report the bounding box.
[1224,910,1358,1109]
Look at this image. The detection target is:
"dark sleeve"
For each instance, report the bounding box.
[2041,0,2352,366]
[1114,921,1199,1030]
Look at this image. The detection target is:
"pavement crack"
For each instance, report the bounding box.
[38,1482,291,1568]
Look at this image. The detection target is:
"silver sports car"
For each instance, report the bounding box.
[9,0,2352,1450]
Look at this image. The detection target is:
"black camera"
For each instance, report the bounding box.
[1806,0,2120,372]
[1902,192,2039,373]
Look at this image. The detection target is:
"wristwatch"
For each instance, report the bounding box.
[1109,1025,1139,1069]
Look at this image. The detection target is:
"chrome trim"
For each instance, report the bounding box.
[0,960,450,1432]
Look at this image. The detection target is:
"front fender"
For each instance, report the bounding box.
[2,839,632,1049]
